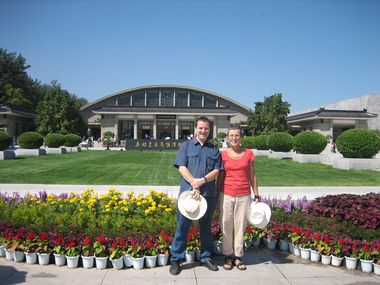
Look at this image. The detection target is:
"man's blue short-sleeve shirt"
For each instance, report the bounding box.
[174,139,223,197]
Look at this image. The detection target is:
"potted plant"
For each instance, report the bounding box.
[23,231,38,264]
[318,234,332,265]
[331,237,345,267]
[373,244,380,275]
[288,226,302,256]
[344,239,359,270]
[357,242,374,273]
[2,233,14,261]
[10,230,25,262]
[93,235,109,270]
[108,238,124,270]
[157,230,171,266]
[52,235,66,266]
[65,240,80,269]
[36,232,51,265]
[298,229,313,260]
[185,229,198,263]
[144,238,158,268]
[81,236,94,269]
[130,238,145,270]
[244,225,254,248]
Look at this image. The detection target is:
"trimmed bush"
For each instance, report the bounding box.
[44,133,65,148]
[241,136,255,149]
[253,135,269,150]
[17,132,44,149]
[64,134,81,147]
[267,132,293,152]
[293,131,327,154]
[0,131,12,151]
[336,128,380,158]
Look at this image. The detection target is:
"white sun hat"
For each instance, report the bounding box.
[178,190,208,220]
[247,202,271,229]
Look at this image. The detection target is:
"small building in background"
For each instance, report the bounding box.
[0,104,36,139]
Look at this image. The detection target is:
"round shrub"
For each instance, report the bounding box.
[241,136,255,148]
[336,128,380,158]
[267,132,293,152]
[64,134,81,147]
[253,135,269,150]
[44,133,65,148]
[17,132,44,149]
[293,131,327,154]
[0,131,12,151]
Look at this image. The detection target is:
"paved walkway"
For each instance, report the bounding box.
[0,184,379,200]
[1,248,379,285]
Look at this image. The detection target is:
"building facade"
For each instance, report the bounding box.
[0,104,36,139]
[80,85,251,141]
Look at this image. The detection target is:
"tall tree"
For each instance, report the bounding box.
[248,93,291,135]
[36,81,86,136]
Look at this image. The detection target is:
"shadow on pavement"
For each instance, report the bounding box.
[0,265,27,285]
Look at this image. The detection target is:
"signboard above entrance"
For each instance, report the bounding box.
[156,115,176,119]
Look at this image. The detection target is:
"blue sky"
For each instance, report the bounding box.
[1,0,379,113]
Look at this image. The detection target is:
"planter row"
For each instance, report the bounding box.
[0,246,170,270]
[243,237,379,275]
[0,147,82,160]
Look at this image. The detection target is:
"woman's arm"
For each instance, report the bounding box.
[249,161,260,201]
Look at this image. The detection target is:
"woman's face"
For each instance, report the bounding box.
[228,129,241,147]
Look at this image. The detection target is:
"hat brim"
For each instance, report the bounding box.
[178,190,208,220]
[247,202,271,229]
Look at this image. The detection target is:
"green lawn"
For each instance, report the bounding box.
[0,150,379,186]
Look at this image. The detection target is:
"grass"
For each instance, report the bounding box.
[0,150,379,186]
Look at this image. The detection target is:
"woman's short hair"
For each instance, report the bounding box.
[227,125,244,137]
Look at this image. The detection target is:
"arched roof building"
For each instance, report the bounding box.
[80,85,251,141]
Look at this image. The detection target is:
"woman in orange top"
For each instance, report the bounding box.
[218,126,260,270]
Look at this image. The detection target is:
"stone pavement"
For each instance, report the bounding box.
[1,248,379,285]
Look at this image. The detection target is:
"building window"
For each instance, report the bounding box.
[138,121,153,139]
[147,90,159,106]
[190,92,202,107]
[132,91,145,106]
[204,95,217,107]
[175,90,188,107]
[118,94,131,106]
[157,120,175,139]
[161,90,174,107]
[118,120,134,139]
[179,121,194,139]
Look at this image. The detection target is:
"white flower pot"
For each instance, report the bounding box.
[53,253,66,266]
[81,255,94,269]
[288,242,295,254]
[279,239,289,251]
[37,252,50,265]
[373,263,380,275]
[95,256,108,270]
[321,254,331,265]
[185,251,195,263]
[66,255,79,269]
[331,255,343,267]
[132,256,145,270]
[310,250,321,262]
[157,253,169,266]
[293,245,301,257]
[4,248,14,261]
[345,256,357,270]
[266,238,277,250]
[300,248,310,260]
[145,255,157,268]
[195,250,201,261]
[25,252,37,264]
[213,241,222,255]
[244,240,252,249]
[13,251,25,262]
[123,254,133,268]
[252,237,261,248]
[360,259,373,273]
[111,256,124,270]
[0,246,5,257]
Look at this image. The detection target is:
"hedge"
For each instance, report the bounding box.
[241,136,255,149]
[253,135,269,150]
[17,132,44,149]
[293,131,327,154]
[336,128,380,158]
[267,132,293,152]
[44,133,65,148]
[0,131,12,151]
[64,134,81,147]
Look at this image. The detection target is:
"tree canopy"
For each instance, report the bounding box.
[248,93,291,135]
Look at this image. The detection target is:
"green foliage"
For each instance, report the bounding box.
[267,132,293,152]
[240,136,255,148]
[36,81,86,136]
[44,133,65,148]
[336,128,380,158]
[0,131,12,150]
[253,135,269,150]
[17,131,43,149]
[247,93,290,135]
[216,132,226,139]
[293,131,327,154]
[63,134,81,147]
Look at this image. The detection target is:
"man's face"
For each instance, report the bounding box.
[195,120,210,142]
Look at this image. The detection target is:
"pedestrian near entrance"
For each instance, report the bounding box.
[217,125,260,271]
[169,116,223,275]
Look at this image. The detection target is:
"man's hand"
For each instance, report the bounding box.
[190,178,205,189]
[192,188,200,200]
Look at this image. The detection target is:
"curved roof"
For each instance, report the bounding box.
[81,84,251,115]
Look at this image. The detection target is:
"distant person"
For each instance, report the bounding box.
[331,142,336,153]
[217,125,260,271]
[170,116,223,275]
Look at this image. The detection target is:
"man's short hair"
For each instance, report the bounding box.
[195,116,211,127]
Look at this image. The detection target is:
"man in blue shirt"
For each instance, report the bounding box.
[170,116,223,275]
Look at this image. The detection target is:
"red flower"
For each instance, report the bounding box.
[16,231,24,239]
[338,238,345,246]
[112,241,118,248]
[323,236,329,244]
[83,236,91,245]
[304,229,312,239]
[246,225,253,234]
[160,230,165,237]
[68,241,76,248]
[163,234,169,242]
[146,240,153,249]
[315,233,321,241]
[54,236,63,245]
[119,238,126,247]
[187,233,192,242]
[40,232,48,241]
[363,243,369,252]
[27,231,36,240]
[97,235,106,244]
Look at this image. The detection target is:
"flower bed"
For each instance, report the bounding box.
[0,189,379,271]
